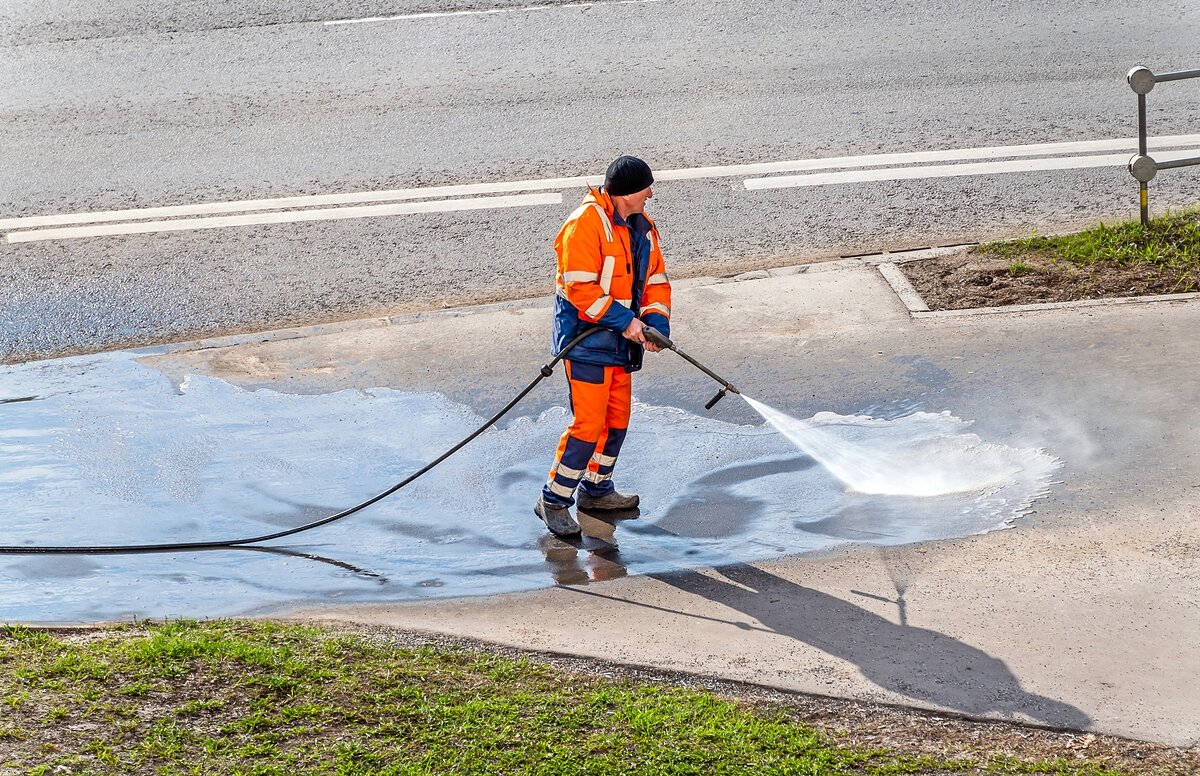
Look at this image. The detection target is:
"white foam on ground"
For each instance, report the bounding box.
[0,354,1062,622]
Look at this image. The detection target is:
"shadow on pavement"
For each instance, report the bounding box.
[647,563,1092,730]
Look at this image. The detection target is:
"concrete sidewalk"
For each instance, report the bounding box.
[140,259,1200,746]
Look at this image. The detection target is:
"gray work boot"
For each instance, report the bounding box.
[534,496,581,537]
[576,489,640,511]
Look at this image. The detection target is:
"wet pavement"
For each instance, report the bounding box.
[4,262,1200,746]
[1,352,1056,623]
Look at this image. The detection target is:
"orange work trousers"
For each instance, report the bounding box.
[542,361,631,506]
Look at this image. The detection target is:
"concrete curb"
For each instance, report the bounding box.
[135,244,981,359]
[877,263,931,313]
[130,241,1200,359]
[133,256,891,358]
[913,290,1200,318]
[854,245,975,266]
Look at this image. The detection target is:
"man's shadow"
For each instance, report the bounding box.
[648,562,1091,730]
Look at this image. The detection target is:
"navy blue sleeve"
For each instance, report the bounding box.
[597,299,636,332]
[642,312,670,339]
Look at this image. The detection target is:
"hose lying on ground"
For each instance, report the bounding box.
[0,327,608,554]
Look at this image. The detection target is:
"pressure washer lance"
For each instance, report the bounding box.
[641,326,740,409]
[0,325,740,554]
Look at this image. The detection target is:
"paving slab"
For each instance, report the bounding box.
[6,262,1199,745]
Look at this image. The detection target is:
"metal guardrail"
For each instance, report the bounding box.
[1126,65,1200,226]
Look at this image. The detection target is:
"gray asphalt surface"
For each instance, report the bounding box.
[3,0,1200,361]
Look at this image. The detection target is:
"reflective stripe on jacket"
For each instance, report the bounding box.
[552,189,672,369]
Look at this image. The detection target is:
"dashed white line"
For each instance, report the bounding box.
[5,134,1199,233]
[5,193,562,244]
[666,134,1200,183]
[0,177,593,231]
[747,154,1129,189]
[743,147,1200,189]
[323,0,664,26]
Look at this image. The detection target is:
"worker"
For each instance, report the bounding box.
[534,155,672,537]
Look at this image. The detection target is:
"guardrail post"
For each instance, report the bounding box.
[1138,93,1149,226]
[1126,64,1200,228]
[1127,66,1155,226]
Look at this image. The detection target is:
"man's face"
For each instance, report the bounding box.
[621,186,653,214]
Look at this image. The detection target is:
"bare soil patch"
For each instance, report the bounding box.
[901,250,1192,311]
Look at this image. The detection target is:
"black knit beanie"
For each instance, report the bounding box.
[604,155,654,196]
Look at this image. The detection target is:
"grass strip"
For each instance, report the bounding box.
[0,620,1131,775]
[979,207,1200,291]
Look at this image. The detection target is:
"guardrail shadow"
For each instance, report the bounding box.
[649,562,1091,730]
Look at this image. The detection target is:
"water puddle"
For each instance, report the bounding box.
[0,354,1060,623]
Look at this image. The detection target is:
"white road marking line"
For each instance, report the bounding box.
[5,193,562,244]
[5,134,1200,233]
[669,135,1200,182]
[0,177,595,231]
[744,148,1200,189]
[324,0,663,26]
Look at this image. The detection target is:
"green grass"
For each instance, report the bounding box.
[1008,260,1034,277]
[0,621,1134,775]
[979,206,1200,288]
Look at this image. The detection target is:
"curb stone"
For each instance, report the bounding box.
[128,241,1200,360]
[132,257,877,358]
[912,290,1200,318]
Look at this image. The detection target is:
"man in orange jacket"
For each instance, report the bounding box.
[535,155,672,537]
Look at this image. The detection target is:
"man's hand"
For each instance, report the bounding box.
[622,318,662,352]
[621,317,647,344]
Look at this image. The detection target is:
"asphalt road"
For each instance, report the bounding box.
[3,0,1200,361]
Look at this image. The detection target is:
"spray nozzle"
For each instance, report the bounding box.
[704,383,742,410]
[705,388,728,410]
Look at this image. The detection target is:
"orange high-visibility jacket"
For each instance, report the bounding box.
[551,189,672,369]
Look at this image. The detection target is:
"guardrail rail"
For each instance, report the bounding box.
[1126,65,1200,225]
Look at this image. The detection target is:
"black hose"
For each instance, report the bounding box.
[0,327,606,554]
